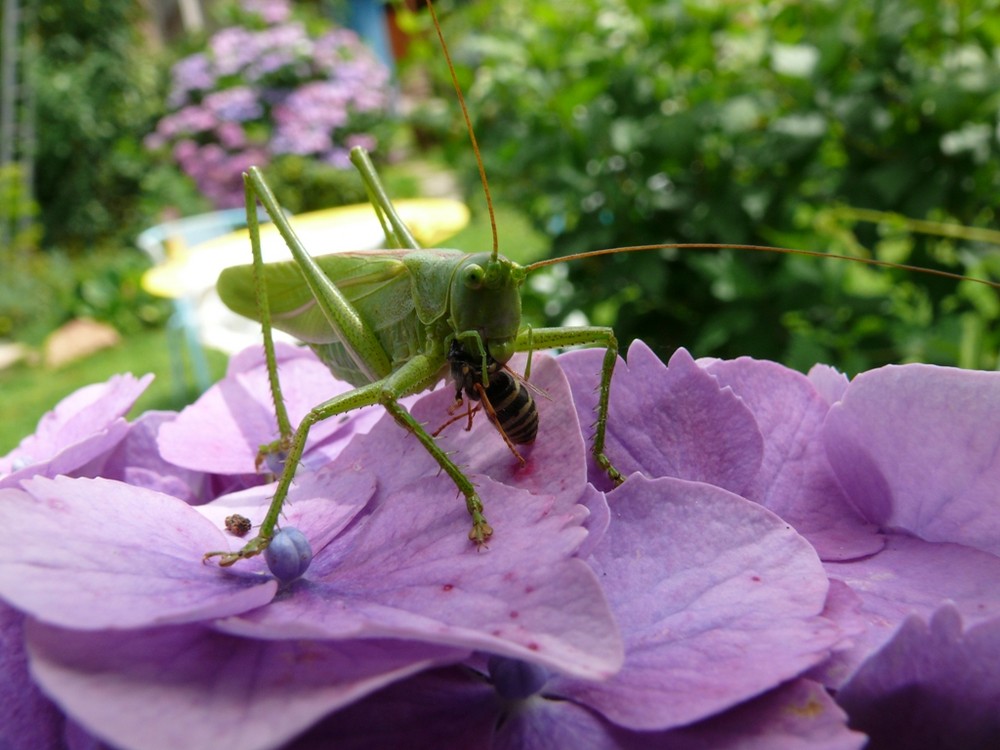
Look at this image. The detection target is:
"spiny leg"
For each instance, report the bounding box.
[513,326,623,485]
[216,170,397,563]
[205,353,492,565]
[377,355,493,545]
[244,173,294,471]
[205,381,384,566]
[350,147,420,250]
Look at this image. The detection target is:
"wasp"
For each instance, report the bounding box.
[441,340,538,463]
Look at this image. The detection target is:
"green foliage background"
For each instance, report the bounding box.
[408,0,1000,373]
[31,0,164,248]
[0,0,182,343]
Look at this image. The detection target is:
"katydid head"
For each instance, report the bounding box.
[449,252,527,365]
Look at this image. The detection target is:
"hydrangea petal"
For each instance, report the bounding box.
[658,679,865,750]
[559,341,763,494]
[0,602,64,750]
[704,357,882,561]
[409,355,588,505]
[555,475,841,730]
[805,580,870,689]
[217,475,622,680]
[26,620,464,750]
[1,373,153,488]
[100,411,208,503]
[824,364,1000,555]
[808,363,849,405]
[836,606,1000,749]
[823,534,1000,683]
[0,477,278,628]
[159,344,382,475]
[574,483,611,559]
[296,668,864,750]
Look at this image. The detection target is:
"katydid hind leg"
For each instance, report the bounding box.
[244,167,394,384]
[205,354,493,566]
[244,172,294,470]
[350,147,421,251]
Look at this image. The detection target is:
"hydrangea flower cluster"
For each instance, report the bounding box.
[2,339,999,749]
[145,0,391,207]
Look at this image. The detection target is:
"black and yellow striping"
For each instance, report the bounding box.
[448,341,538,446]
[480,369,538,445]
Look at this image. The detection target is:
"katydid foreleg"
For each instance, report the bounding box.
[513,326,623,485]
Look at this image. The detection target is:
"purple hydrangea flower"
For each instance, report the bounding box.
[203,87,263,122]
[167,53,214,107]
[561,340,1000,743]
[148,11,391,209]
[836,605,1000,748]
[244,0,293,25]
[3,339,998,747]
[816,363,1000,685]
[295,669,865,749]
[0,372,152,488]
[0,355,622,748]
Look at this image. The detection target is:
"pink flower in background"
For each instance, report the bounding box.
[147,5,391,208]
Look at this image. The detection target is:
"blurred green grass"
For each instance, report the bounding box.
[0,329,229,455]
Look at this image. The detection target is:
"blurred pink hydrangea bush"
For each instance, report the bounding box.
[144,0,392,208]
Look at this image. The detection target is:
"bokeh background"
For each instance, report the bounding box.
[3,0,1000,452]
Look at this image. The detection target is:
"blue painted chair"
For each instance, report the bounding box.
[136,208,268,397]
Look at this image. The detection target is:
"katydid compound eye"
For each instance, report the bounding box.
[462,264,485,289]
[265,527,312,583]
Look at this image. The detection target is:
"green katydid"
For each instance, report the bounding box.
[206,146,623,565]
[205,3,1000,568]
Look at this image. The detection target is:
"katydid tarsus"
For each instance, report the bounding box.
[205,1,1000,570]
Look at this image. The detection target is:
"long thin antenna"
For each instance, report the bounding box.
[426,0,499,261]
[525,243,1000,290]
